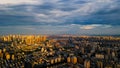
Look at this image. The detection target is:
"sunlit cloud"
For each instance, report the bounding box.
[80,25,98,30]
[80,24,112,30]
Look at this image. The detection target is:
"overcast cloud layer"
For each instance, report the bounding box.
[0,0,120,35]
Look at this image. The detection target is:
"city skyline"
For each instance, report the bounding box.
[0,0,120,35]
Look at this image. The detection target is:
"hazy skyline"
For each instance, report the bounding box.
[0,0,120,35]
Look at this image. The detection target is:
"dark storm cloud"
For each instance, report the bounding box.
[0,0,120,35]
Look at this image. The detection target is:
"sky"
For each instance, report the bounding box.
[0,0,120,35]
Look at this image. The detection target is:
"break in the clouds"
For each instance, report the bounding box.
[0,0,120,35]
